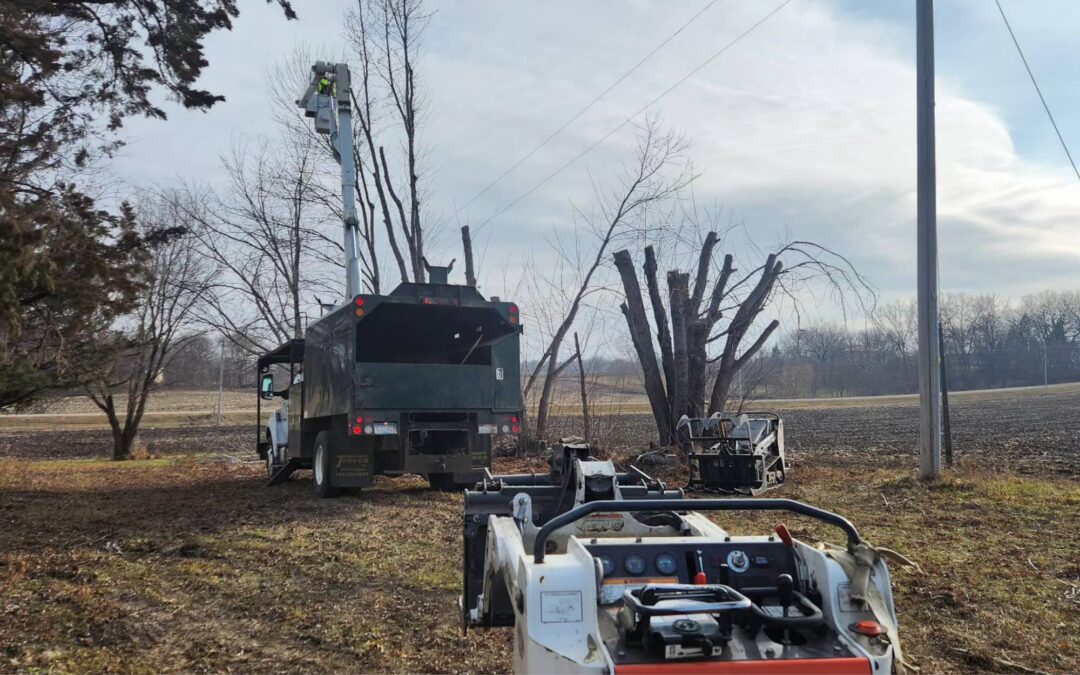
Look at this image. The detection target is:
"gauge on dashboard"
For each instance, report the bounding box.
[655,553,678,576]
[727,549,750,574]
[596,555,615,577]
[624,554,646,575]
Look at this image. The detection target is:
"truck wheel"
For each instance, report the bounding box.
[427,473,470,492]
[265,433,281,477]
[313,431,339,498]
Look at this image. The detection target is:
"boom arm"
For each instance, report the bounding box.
[299,61,363,299]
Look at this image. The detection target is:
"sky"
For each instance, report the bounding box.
[110,0,1080,316]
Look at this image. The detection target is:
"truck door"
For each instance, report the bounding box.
[287,379,303,457]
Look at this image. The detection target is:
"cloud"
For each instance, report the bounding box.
[111,0,1080,309]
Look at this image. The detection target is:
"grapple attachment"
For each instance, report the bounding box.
[679,412,786,495]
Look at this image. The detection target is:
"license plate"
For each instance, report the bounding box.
[372,422,397,435]
[478,424,497,435]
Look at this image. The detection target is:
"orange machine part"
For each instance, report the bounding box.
[616,657,872,675]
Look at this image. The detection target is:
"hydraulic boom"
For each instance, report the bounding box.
[298,62,362,299]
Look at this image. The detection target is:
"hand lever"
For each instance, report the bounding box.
[777,573,794,617]
[777,573,795,645]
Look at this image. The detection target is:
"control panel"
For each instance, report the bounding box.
[585,540,798,601]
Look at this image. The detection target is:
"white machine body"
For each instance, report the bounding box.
[462,445,903,675]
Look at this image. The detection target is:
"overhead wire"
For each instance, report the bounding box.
[476,0,793,266]
[993,0,1080,183]
[454,0,722,217]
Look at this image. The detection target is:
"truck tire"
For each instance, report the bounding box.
[313,431,339,498]
[265,432,282,478]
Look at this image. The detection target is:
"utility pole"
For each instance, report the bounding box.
[216,338,225,425]
[916,0,942,480]
[1043,343,1048,390]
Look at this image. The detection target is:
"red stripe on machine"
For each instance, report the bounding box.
[616,657,872,675]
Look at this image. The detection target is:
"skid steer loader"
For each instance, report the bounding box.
[462,442,908,674]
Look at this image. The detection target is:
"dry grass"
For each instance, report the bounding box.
[1,452,1077,673]
[712,463,1080,674]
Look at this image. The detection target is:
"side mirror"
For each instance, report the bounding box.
[260,374,275,401]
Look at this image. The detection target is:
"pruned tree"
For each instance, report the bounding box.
[263,0,433,294]
[345,0,431,284]
[615,228,871,445]
[85,199,211,459]
[461,225,477,287]
[522,120,690,440]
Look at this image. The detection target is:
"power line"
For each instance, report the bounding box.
[994,0,1080,183]
[455,0,722,217]
[476,0,792,239]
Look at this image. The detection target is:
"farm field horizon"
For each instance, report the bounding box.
[5,380,1080,432]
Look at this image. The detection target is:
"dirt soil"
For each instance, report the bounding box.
[5,384,1079,476]
[1,391,1079,673]
[549,386,1080,477]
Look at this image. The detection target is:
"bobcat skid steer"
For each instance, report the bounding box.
[678,413,787,495]
[462,442,906,674]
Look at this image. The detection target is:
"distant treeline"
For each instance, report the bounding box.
[161,290,1080,400]
[748,290,1080,398]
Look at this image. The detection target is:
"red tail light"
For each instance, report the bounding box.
[351,414,366,435]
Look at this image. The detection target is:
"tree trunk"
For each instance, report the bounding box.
[534,336,563,439]
[687,319,708,417]
[100,395,133,460]
[667,271,690,422]
[643,246,674,413]
[614,249,673,444]
[461,225,476,287]
[574,332,590,445]
[710,369,734,416]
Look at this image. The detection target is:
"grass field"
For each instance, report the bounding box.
[1,389,1079,673]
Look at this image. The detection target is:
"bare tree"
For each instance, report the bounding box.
[615,227,871,444]
[269,47,386,294]
[522,121,690,440]
[85,200,212,459]
[173,135,340,355]
[344,0,431,284]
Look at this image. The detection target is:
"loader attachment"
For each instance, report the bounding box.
[460,439,906,674]
[678,412,786,495]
